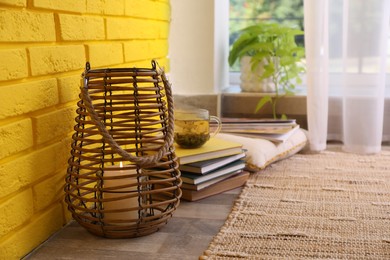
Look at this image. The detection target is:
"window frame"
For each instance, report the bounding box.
[226,0,305,93]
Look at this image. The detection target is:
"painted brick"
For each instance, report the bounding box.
[0,189,34,238]
[88,43,124,67]
[0,119,33,160]
[33,172,65,212]
[125,0,170,21]
[150,39,168,58]
[63,200,73,223]
[59,14,105,41]
[0,10,55,42]
[155,1,170,20]
[123,40,150,62]
[0,142,69,198]
[0,79,58,120]
[120,60,155,69]
[124,40,167,62]
[0,0,26,6]
[0,48,28,81]
[33,0,86,13]
[134,57,170,72]
[119,59,169,75]
[29,45,85,76]
[86,0,125,15]
[33,106,76,145]
[157,57,169,72]
[0,1,171,258]
[0,204,64,260]
[58,75,82,104]
[156,20,169,39]
[106,17,160,40]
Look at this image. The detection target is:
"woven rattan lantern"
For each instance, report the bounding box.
[64,61,182,238]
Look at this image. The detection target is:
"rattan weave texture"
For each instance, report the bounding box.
[65,61,181,238]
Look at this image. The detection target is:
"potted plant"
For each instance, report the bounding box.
[228,22,305,119]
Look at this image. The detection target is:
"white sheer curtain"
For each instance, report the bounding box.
[304,0,390,154]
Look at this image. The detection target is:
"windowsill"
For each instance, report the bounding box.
[175,83,390,143]
[222,85,308,96]
[220,84,390,136]
[220,86,308,129]
[174,85,308,130]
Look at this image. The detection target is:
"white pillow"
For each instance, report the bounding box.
[216,128,308,171]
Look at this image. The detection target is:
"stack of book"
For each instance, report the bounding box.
[175,137,249,201]
[220,118,299,143]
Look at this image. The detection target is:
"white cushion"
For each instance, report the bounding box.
[216,128,308,171]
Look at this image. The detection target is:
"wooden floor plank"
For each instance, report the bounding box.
[24,188,242,260]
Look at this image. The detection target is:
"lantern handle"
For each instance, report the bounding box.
[80,62,175,166]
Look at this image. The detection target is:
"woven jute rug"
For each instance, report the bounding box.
[201,146,390,259]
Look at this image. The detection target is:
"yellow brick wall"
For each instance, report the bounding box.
[0,0,170,259]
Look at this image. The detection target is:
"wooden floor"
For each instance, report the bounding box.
[24,188,242,260]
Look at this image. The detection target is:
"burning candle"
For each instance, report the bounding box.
[103,162,145,223]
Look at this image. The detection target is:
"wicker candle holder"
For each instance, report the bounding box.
[64,61,182,238]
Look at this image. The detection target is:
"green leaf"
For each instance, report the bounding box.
[254,96,272,113]
[228,34,258,66]
[280,114,288,120]
[229,21,306,120]
[260,63,275,79]
[285,88,295,96]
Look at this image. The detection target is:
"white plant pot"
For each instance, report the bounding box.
[239,56,276,93]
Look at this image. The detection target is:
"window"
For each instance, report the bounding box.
[229,0,304,72]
